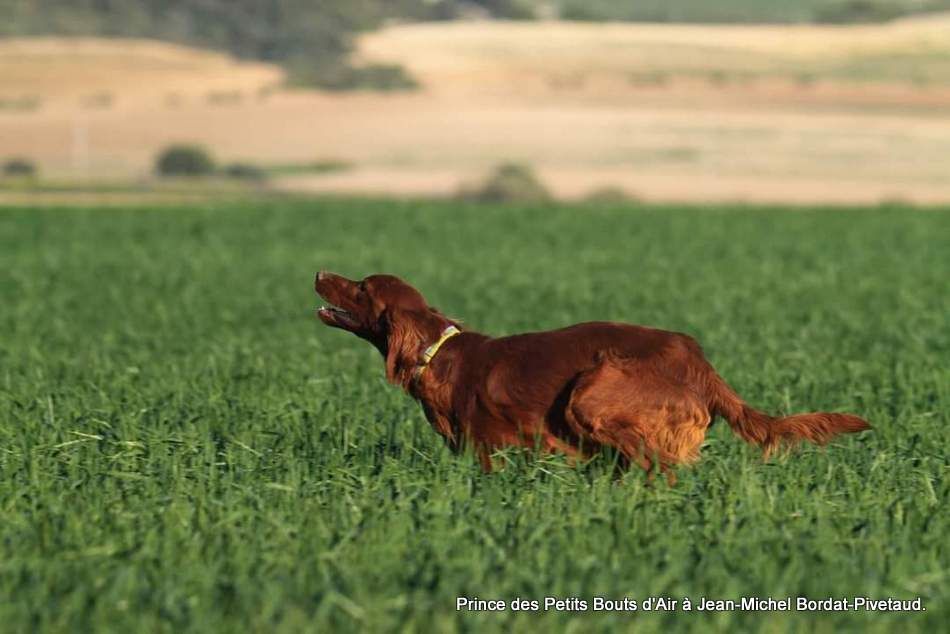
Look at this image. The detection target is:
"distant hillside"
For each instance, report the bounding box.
[4,1,950,90]
[5,19,950,204]
[0,38,282,106]
[0,0,429,89]
[360,15,950,92]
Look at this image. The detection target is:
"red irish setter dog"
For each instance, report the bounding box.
[314,272,870,483]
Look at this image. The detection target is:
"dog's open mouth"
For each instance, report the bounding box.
[316,304,359,330]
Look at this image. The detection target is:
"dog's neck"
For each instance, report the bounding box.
[407,326,472,445]
[405,319,473,397]
[413,325,462,384]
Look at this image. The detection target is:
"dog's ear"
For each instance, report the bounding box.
[384,307,459,388]
[384,309,429,387]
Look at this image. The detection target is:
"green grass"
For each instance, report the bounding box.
[0,199,947,633]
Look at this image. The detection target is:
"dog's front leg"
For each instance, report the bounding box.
[476,446,494,473]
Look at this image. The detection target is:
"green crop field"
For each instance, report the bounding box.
[1,199,947,633]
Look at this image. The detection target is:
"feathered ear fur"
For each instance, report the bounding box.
[384,307,459,388]
[384,309,430,387]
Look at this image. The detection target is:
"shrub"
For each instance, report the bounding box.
[583,186,637,204]
[155,145,216,177]
[560,4,609,21]
[206,90,243,105]
[265,160,351,176]
[0,95,41,112]
[223,162,268,182]
[460,163,552,204]
[481,0,537,19]
[80,92,114,109]
[2,158,37,178]
[288,62,418,92]
[814,0,905,23]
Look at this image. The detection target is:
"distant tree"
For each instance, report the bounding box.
[223,162,268,181]
[6,0,949,89]
[155,145,216,177]
[2,158,37,177]
[467,0,537,19]
[814,0,906,23]
[460,163,552,204]
[0,0,422,88]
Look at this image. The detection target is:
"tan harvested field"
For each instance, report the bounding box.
[3,17,950,204]
[0,38,281,106]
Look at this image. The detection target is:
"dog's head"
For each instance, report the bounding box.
[314,271,458,386]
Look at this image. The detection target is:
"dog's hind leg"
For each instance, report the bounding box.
[563,352,710,483]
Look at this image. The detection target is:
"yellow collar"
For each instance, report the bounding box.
[413,325,461,383]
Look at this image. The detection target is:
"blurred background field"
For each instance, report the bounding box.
[1,200,948,632]
[2,3,949,632]
[4,1,950,204]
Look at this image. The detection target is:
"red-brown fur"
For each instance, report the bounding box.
[314,272,870,482]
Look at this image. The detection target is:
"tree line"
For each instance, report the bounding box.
[0,0,534,88]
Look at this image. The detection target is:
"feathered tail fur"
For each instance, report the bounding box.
[709,373,870,456]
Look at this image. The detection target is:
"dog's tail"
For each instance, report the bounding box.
[709,373,870,456]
